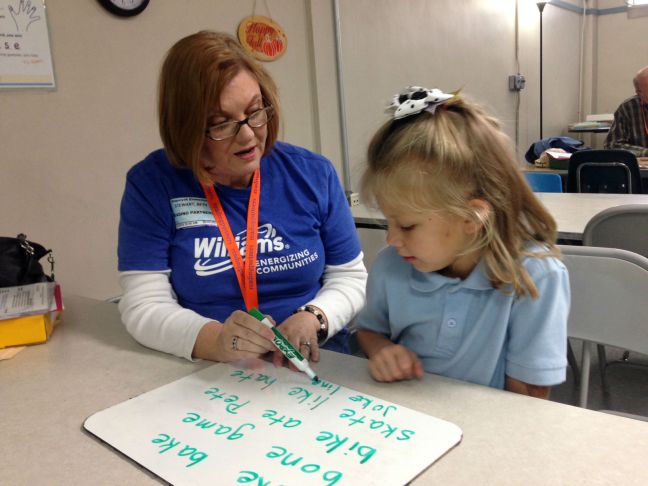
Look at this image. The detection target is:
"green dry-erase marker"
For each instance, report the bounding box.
[249,308,319,383]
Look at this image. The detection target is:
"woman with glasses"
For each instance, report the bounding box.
[117,31,367,367]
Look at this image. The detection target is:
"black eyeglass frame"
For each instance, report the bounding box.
[205,106,274,141]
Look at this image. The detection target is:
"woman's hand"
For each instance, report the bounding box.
[192,310,276,362]
[273,312,321,369]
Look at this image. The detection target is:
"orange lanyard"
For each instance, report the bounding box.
[201,169,260,311]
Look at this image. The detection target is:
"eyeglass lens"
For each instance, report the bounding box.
[207,107,272,141]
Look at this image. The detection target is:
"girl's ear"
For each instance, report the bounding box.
[464,199,491,235]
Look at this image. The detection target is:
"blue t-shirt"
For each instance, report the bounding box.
[118,142,361,347]
[354,246,569,388]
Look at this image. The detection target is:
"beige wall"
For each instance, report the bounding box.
[1,0,591,298]
[594,0,648,114]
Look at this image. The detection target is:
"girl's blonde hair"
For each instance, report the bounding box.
[361,96,558,298]
[158,31,281,183]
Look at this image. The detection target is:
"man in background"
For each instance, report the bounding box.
[604,65,648,157]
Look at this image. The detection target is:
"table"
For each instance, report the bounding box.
[3,295,648,485]
[524,158,648,189]
[567,127,610,134]
[353,193,648,241]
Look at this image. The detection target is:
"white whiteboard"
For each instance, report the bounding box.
[84,361,462,485]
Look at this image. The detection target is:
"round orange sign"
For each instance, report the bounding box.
[238,15,287,62]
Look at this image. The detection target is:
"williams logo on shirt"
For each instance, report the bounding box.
[193,223,318,276]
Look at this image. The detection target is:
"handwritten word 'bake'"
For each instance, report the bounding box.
[203,386,250,413]
[315,431,377,464]
[338,408,415,441]
[151,433,208,467]
[182,411,256,440]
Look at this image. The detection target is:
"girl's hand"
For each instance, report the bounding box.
[273,312,321,369]
[193,310,275,362]
[368,343,424,382]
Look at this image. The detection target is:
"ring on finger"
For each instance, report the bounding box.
[300,341,311,349]
[232,336,239,351]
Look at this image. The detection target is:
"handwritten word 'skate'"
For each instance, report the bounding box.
[151,433,208,467]
[338,408,415,441]
[203,386,250,413]
[182,411,256,440]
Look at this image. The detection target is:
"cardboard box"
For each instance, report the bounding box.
[0,311,62,348]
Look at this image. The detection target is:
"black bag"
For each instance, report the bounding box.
[0,234,54,288]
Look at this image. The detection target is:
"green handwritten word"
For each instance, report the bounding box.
[348,395,397,417]
[261,409,302,428]
[230,370,277,389]
[265,446,343,485]
[183,412,256,440]
[151,433,208,467]
[236,471,271,484]
[310,379,341,395]
[204,386,250,413]
[339,408,415,441]
[287,387,330,410]
[315,431,377,464]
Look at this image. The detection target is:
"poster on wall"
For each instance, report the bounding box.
[0,0,55,89]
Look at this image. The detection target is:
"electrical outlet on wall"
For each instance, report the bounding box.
[348,193,360,207]
[508,74,526,91]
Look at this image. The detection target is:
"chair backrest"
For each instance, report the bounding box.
[583,204,648,259]
[524,172,563,193]
[566,149,642,194]
[559,245,648,354]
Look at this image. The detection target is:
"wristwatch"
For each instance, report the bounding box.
[294,305,328,343]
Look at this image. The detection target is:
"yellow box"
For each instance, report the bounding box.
[0,312,62,348]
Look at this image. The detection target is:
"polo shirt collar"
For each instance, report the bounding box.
[409,258,493,292]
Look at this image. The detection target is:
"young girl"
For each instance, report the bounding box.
[355,86,569,398]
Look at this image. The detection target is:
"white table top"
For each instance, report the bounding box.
[352,192,648,240]
[3,295,648,485]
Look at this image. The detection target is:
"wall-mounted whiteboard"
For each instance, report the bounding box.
[0,0,55,88]
[84,361,462,485]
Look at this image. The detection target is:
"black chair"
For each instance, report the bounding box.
[566,149,642,194]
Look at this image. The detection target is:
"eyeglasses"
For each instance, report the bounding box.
[205,106,274,141]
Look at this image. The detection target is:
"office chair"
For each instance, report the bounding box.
[524,172,563,193]
[566,149,642,194]
[582,204,648,389]
[560,245,648,409]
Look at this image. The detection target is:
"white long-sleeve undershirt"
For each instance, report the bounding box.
[118,253,367,361]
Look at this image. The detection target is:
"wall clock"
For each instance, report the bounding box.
[97,0,150,17]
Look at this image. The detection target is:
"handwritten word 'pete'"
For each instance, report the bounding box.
[203,386,250,414]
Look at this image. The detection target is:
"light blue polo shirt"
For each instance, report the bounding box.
[355,246,569,389]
